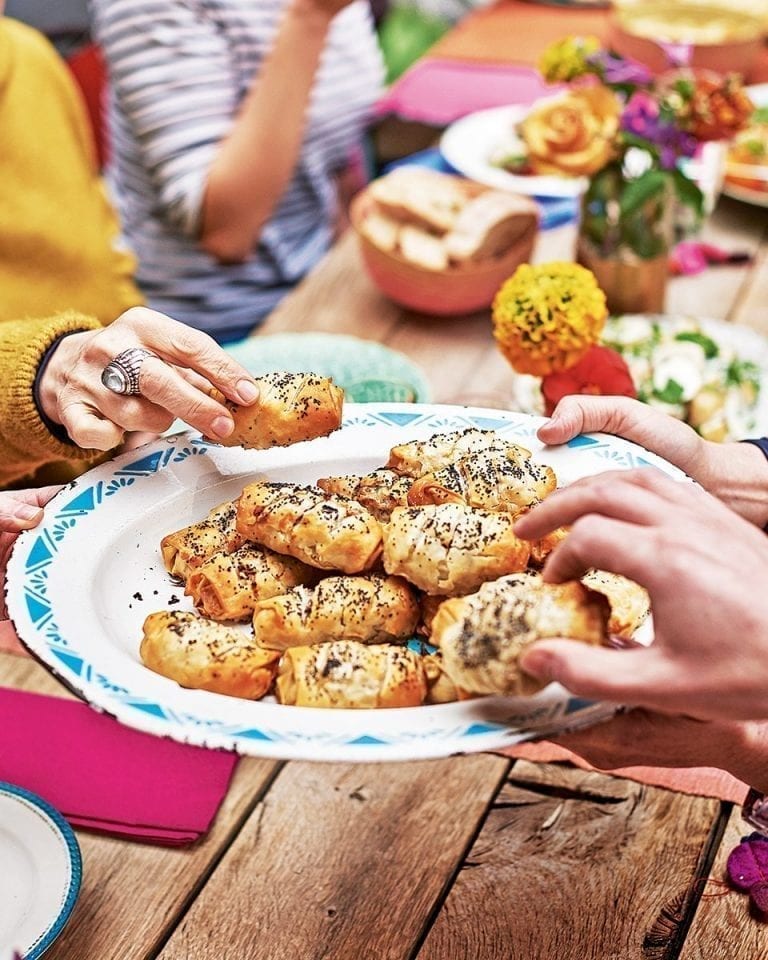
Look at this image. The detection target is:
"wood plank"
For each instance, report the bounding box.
[680,804,768,959]
[158,754,510,960]
[418,759,721,960]
[1,653,281,960]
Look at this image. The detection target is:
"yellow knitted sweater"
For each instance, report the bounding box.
[0,18,143,487]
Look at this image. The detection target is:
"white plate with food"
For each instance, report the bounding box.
[6,404,679,763]
[0,782,81,960]
[440,104,588,199]
[722,83,768,207]
[511,314,768,442]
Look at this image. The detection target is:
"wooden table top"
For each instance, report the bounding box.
[4,197,768,959]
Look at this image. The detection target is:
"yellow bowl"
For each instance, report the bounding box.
[349,178,539,317]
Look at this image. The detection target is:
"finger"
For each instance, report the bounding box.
[514,469,680,541]
[89,392,176,435]
[519,641,664,704]
[117,307,259,404]
[537,395,702,473]
[0,500,46,533]
[136,357,235,439]
[63,406,126,450]
[541,515,661,584]
[172,364,214,394]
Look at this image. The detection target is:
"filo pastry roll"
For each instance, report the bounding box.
[431,573,610,697]
[408,448,556,512]
[210,371,343,449]
[236,482,383,573]
[383,503,531,595]
[317,469,413,522]
[386,428,519,478]
[185,543,322,622]
[252,574,420,651]
[140,611,280,700]
[161,500,245,579]
[276,640,428,708]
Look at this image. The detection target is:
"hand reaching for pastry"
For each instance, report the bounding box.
[37,307,260,452]
[514,467,768,722]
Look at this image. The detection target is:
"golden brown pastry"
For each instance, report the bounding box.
[317,468,413,522]
[581,570,651,639]
[432,573,610,697]
[185,543,322,622]
[383,503,531,595]
[528,523,569,567]
[160,500,245,579]
[387,428,520,479]
[407,448,556,512]
[211,371,343,449]
[422,650,460,704]
[236,482,383,573]
[275,640,428,708]
[140,611,280,699]
[252,574,420,651]
[417,593,448,639]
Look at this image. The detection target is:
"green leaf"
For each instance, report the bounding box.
[618,170,668,217]
[675,331,719,358]
[654,378,685,404]
[753,106,768,123]
[671,168,704,216]
[726,358,761,387]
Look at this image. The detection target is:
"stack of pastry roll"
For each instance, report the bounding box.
[141,426,649,710]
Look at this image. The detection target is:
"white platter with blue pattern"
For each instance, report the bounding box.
[6,404,686,763]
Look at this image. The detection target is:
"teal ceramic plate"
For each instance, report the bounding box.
[224,333,431,403]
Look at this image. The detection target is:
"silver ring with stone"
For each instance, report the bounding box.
[100,347,156,396]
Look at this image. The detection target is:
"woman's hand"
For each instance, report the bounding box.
[37,307,259,450]
[553,709,768,794]
[0,486,60,620]
[514,468,768,722]
[539,395,768,527]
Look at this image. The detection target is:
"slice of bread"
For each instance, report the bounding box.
[368,168,468,233]
[360,211,401,253]
[399,226,449,271]
[443,192,539,263]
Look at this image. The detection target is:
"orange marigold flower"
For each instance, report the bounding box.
[492,262,608,377]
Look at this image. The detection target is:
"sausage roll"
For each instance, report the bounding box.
[432,573,610,697]
[317,469,413,522]
[252,574,420,651]
[161,500,245,579]
[386,428,526,479]
[383,503,531,595]
[236,482,383,573]
[185,543,322,622]
[140,611,280,699]
[275,640,428,708]
[581,569,650,639]
[211,371,343,449]
[407,448,556,512]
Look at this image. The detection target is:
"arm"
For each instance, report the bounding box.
[538,395,768,528]
[94,0,355,265]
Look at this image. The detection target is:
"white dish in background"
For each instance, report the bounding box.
[0,783,81,960]
[440,103,588,198]
[6,404,685,764]
[722,83,768,208]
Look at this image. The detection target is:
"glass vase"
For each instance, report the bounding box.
[576,160,674,315]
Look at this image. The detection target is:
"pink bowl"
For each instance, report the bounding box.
[349,180,539,317]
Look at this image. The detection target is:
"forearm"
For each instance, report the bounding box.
[718,722,768,794]
[695,440,768,528]
[200,0,335,263]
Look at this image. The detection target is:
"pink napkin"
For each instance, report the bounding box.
[375,57,560,126]
[0,686,238,845]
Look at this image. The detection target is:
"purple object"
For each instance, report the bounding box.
[726,833,768,913]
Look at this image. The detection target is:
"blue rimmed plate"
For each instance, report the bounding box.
[223,332,432,403]
[0,782,81,960]
[6,404,684,764]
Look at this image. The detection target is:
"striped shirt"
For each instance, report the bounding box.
[90,0,384,341]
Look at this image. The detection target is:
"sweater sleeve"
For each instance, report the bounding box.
[0,311,103,487]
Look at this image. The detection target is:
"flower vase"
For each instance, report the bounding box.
[576,161,674,315]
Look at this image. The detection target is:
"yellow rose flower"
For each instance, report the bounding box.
[520,86,621,178]
[492,262,608,377]
[538,36,601,84]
